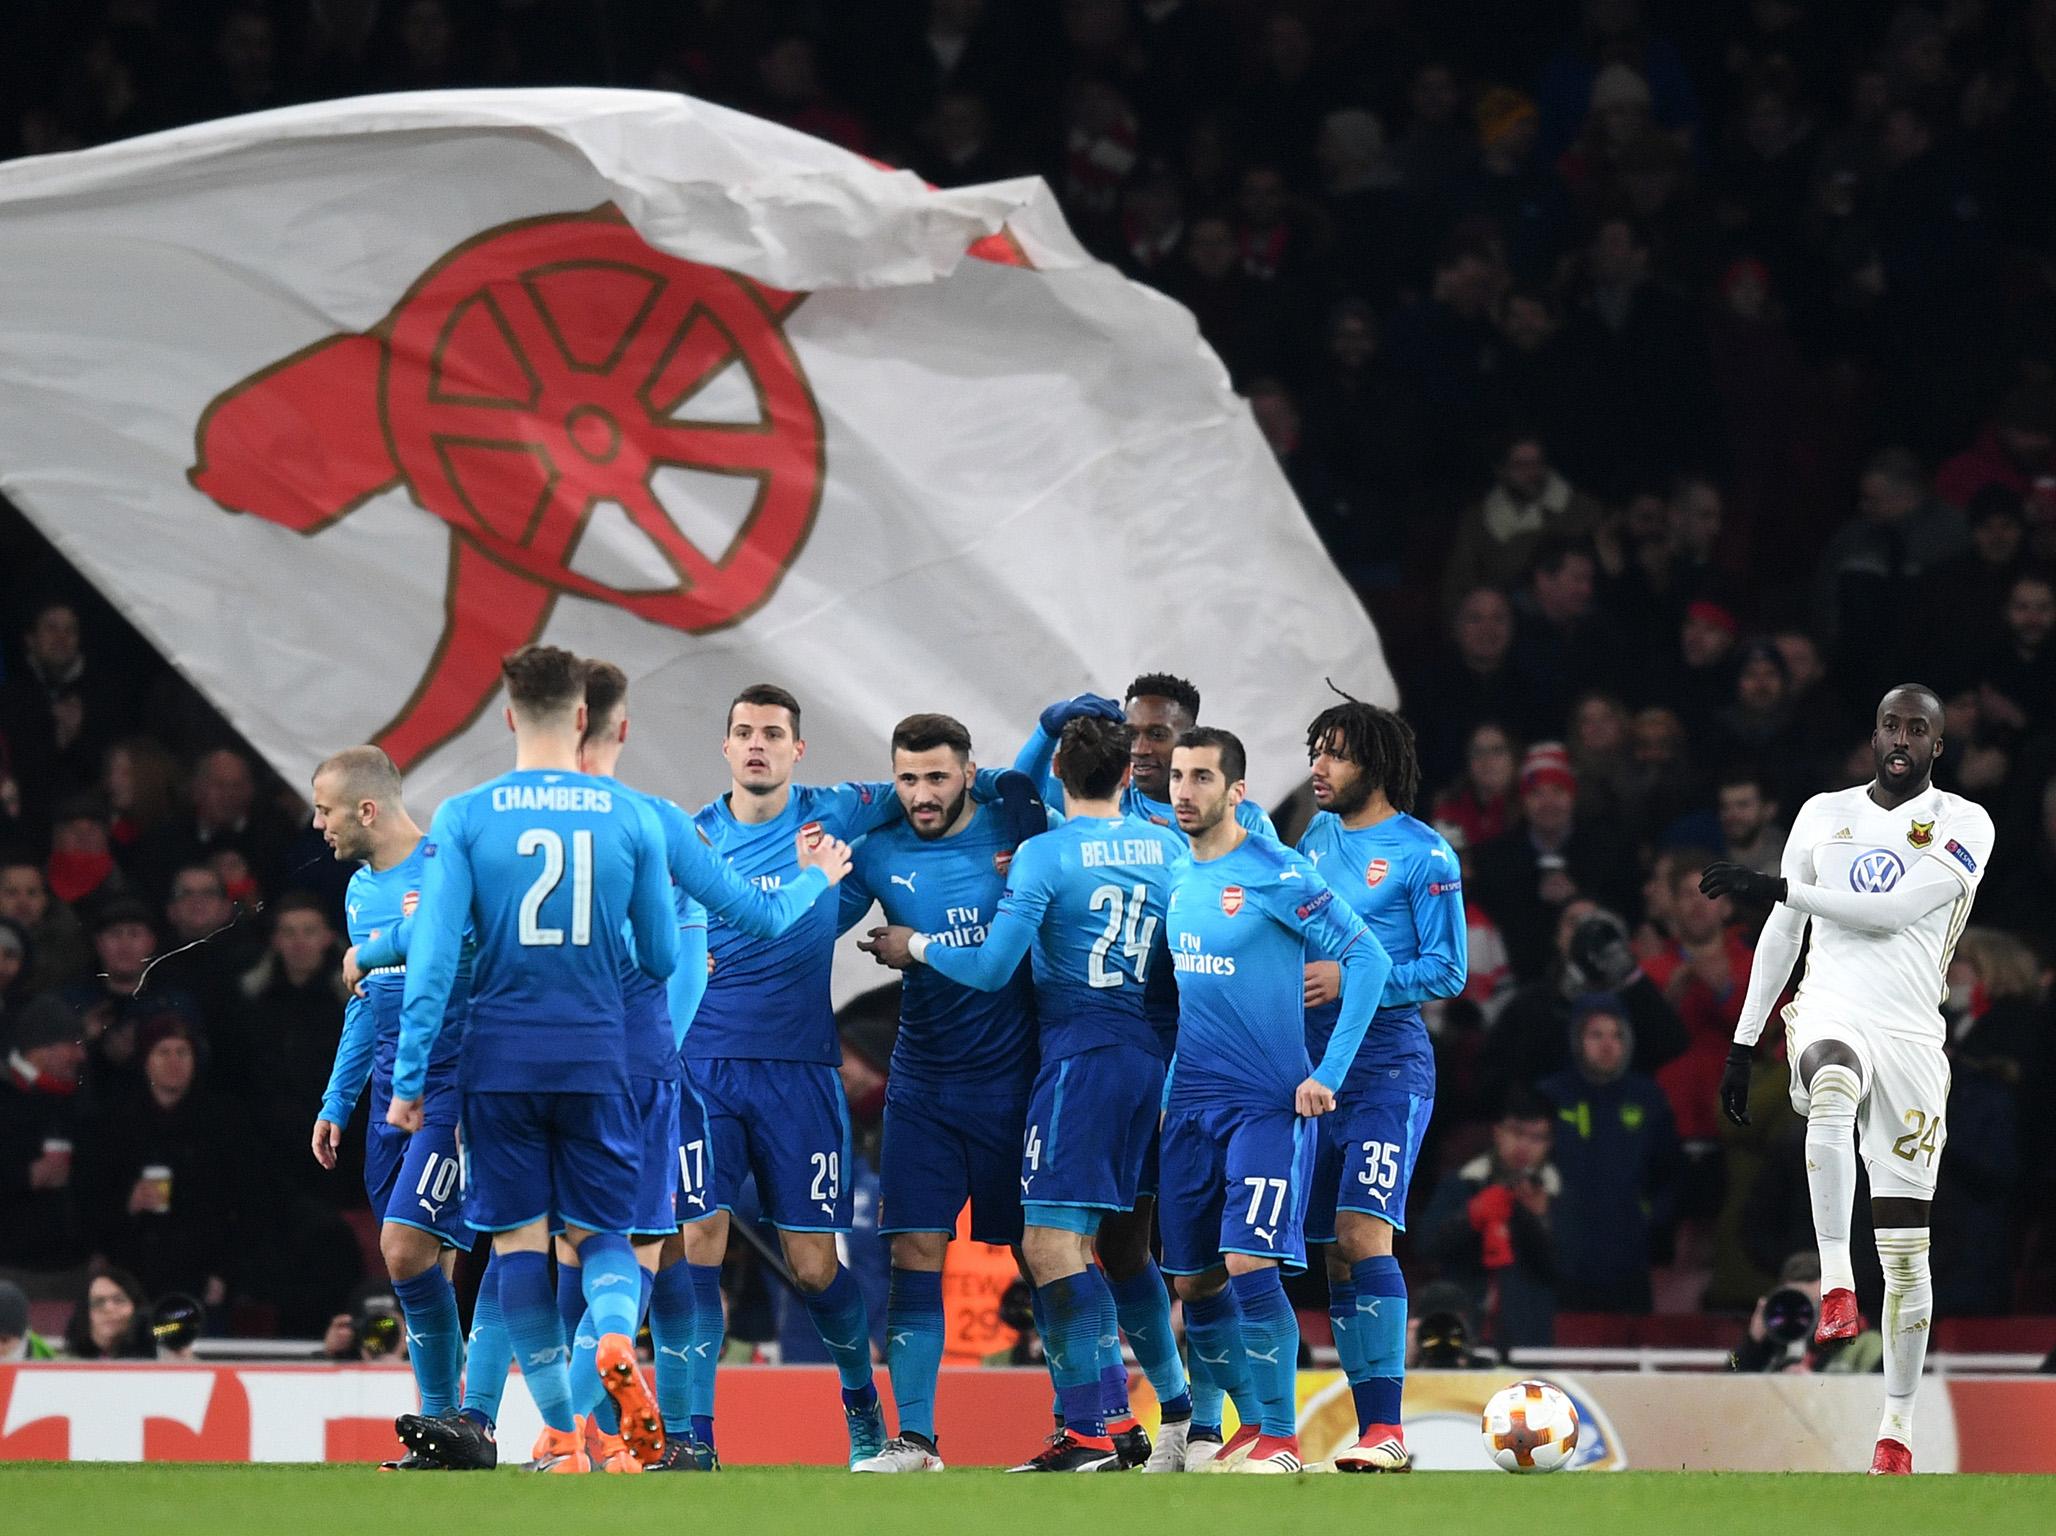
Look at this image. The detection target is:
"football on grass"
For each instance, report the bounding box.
[1481,1379,1580,1472]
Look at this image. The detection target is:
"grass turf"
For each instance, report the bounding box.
[4,1465,2048,1536]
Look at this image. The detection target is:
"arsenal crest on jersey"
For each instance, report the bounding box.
[1365,858,1390,888]
[994,849,1013,877]
[1220,884,1245,917]
[800,820,824,849]
[1907,819,1935,849]
[401,890,420,918]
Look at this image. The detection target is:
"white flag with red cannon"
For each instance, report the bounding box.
[0,89,1389,810]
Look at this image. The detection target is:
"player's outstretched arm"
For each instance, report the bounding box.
[628,800,679,981]
[1272,865,1394,1091]
[351,916,410,974]
[662,796,837,939]
[913,906,1037,990]
[1774,858,1966,934]
[393,803,472,1111]
[667,903,709,1051]
[314,992,377,1161]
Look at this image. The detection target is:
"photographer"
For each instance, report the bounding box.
[319,1283,405,1363]
[1481,899,1689,1109]
[1421,1089,1561,1349]
[1733,1251,1880,1373]
[1407,1280,1502,1369]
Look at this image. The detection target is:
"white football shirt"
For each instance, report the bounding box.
[1769,783,1995,1047]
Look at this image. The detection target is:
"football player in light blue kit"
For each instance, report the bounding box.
[679,684,1010,1467]
[1016,677,1275,1461]
[1158,727,1392,1475]
[881,715,1191,1472]
[307,746,472,1471]
[564,661,853,1471]
[833,713,1045,1473]
[386,645,678,1475]
[1296,698,1465,1473]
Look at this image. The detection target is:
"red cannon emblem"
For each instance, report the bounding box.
[189,205,827,768]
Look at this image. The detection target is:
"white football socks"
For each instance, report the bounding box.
[1875,1227,1932,1448]
[1804,1063,1862,1296]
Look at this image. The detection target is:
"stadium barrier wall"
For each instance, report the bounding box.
[1,1364,2048,1471]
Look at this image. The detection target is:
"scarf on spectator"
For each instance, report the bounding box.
[1480,471,1573,547]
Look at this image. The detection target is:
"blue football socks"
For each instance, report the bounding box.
[885,1267,946,1444]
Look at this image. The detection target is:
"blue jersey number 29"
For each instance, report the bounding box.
[517,828,594,947]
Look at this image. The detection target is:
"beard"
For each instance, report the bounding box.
[1320,774,1373,820]
[909,786,970,840]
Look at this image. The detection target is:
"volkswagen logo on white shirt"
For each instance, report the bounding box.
[1850,848,1905,892]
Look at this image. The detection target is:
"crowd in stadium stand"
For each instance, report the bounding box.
[3,1,2056,1360]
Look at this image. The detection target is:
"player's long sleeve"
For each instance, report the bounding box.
[1385,865,1469,1004]
[1779,859,1964,934]
[395,806,473,1101]
[1010,725,1067,814]
[318,994,377,1124]
[354,917,409,971]
[668,901,709,1051]
[672,828,827,939]
[629,803,679,981]
[1732,904,1806,1048]
[923,905,1038,992]
[1315,923,1395,1091]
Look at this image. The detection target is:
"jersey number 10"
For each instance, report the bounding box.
[518,828,595,947]
[1088,882,1158,989]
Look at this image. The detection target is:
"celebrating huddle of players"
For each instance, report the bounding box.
[309,644,1983,1477]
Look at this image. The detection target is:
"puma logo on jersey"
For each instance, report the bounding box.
[1252,1225,1276,1246]
[1245,1345,1280,1364]
[890,873,918,894]
[417,1198,444,1219]
[1278,868,1302,882]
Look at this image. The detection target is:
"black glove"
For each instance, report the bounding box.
[1718,1042,1755,1127]
[1700,861,1786,906]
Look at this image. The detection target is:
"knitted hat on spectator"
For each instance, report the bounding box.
[1519,742,1576,795]
[1589,62,1653,114]
[137,1011,193,1060]
[91,897,155,938]
[1475,86,1536,149]
[0,1281,28,1340]
[8,992,83,1054]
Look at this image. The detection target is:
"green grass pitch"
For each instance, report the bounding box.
[5,1465,2048,1536]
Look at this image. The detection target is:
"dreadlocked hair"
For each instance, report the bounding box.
[1305,699,1420,814]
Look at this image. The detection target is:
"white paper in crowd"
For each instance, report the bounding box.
[0,88,1392,832]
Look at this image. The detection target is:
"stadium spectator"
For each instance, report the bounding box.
[1936,385,2056,512]
[1538,996,1682,1313]
[1481,899,1686,1109]
[0,992,88,1279]
[1442,436,1602,613]
[1429,720,1521,854]
[63,897,202,1109]
[1411,589,1544,788]
[1420,1088,1559,1350]
[1714,768,1786,878]
[81,1015,233,1309]
[102,736,180,867]
[225,891,348,1187]
[0,599,121,820]
[1968,571,2056,742]
[0,1278,57,1359]
[0,853,90,997]
[134,747,295,903]
[1470,744,1639,980]
[61,1264,153,1360]
[1814,447,1969,702]
[154,861,257,1039]
[1510,536,1628,709]
[44,794,125,911]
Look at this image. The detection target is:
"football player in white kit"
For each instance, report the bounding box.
[1699,684,1994,1476]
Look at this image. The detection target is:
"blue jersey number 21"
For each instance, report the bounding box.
[517,828,594,947]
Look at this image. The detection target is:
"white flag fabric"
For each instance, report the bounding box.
[0,88,1392,821]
